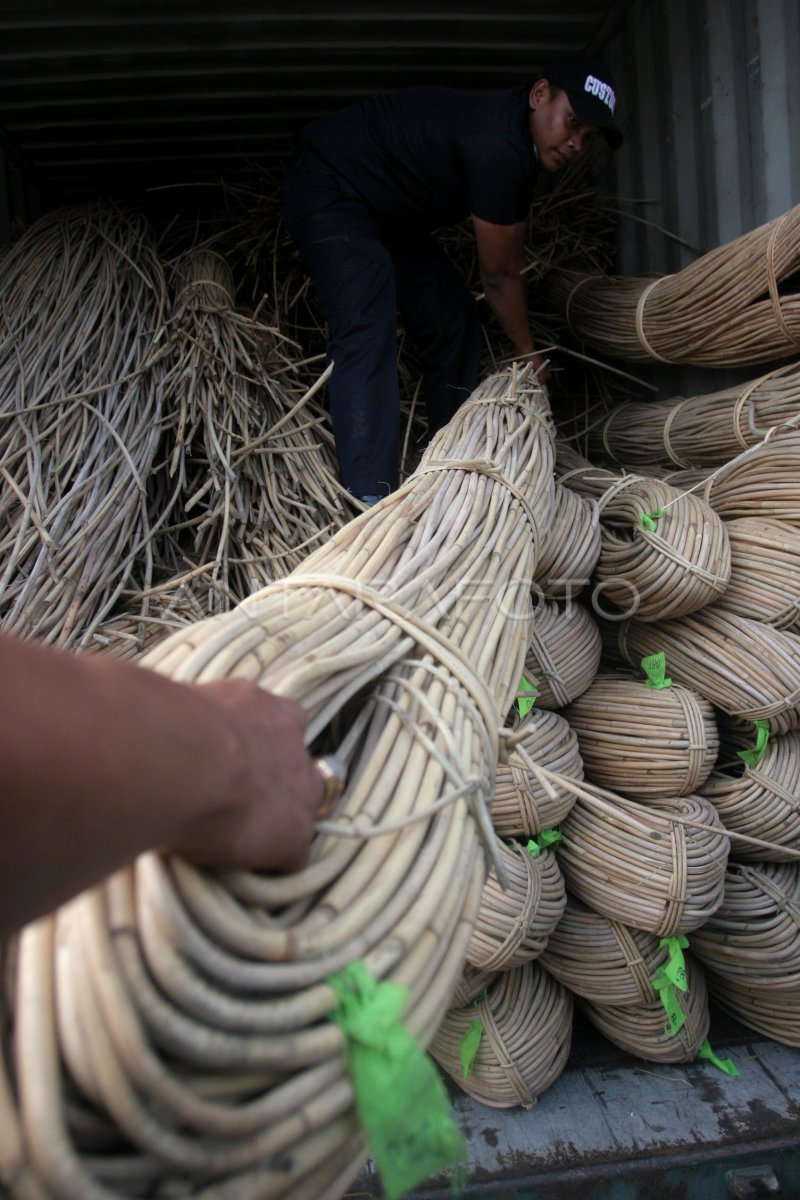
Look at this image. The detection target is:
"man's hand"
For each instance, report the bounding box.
[471,216,547,379]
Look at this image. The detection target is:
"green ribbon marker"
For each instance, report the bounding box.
[525,829,562,857]
[658,935,690,992]
[459,1018,484,1081]
[515,674,537,718]
[653,976,686,1036]
[329,961,465,1200]
[698,1039,740,1078]
[737,719,770,768]
[639,507,667,532]
[641,651,672,690]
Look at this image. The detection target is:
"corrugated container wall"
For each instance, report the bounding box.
[605,0,800,276]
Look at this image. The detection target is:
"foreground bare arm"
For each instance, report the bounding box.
[472,214,549,380]
[0,631,323,936]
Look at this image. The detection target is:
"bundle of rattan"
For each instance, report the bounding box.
[429,962,573,1109]
[566,674,719,799]
[703,428,800,525]
[540,894,670,1006]
[467,837,566,972]
[492,709,583,837]
[0,201,169,648]
[699,732,800,862]
[533,482,600,598]
[560,468,731,621]
[545,203,800,366]
[691,862,800,997]
[557,779,730,936]
[153,248,358,610]
[704,973,800,1048]
[579,954,710,1064]
[613,610,800,735]
[712,517,800,630]
[523,598,601,708]
[587,361,800,470]
[0,368,557,1200]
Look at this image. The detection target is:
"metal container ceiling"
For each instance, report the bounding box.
[0,0,627,221]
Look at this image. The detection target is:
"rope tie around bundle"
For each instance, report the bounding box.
[614,610,800,735]
[493,708,583,837]
[540,895,671,1007]
[547,202,800,366]
[429,963,573,1109]
[0,367,557,1200]
[565,674,719,799]
[466,837,566,972]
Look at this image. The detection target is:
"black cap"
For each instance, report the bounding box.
[541,54,623,149]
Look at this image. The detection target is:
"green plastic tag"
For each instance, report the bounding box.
[639,507,667,531]
[653,977,686,1036]
[526,829,562,857]
[329,962,465,1200]
[737,719,770,768]
[641,652,672,690]
[658,935,690,993]
[698,1039,740,1078]
[459,1019,484,1080]
[515,674,537,718]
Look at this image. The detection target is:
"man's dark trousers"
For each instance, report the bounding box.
[283,153,482,498]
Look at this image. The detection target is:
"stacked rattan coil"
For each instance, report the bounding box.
[557,467,731,621]
[533,482,601,598]
[613,610,800,735]
[565,674,719,799]
[540,895,670,1007]
[580,954,710,1064]
[523,598,602,709]
[492,708,583,836]
[699,731,800,861]
[558,780,730,936]
[587,361,800,471]
[703,427,800,524]
[429,962,573,1109]
[0,367,557,1200]
[467,836,566,972]
[545,203,800,366]
[692,863,800,1048]
[450,965,499,1008]
[712,517,800,629]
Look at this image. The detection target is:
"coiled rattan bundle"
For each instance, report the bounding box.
[558,780,730,936]
[559,468,730,621]
[565,674,719,799]
[545,203,800,366]
[467,837,566,972]
[690,862,800,997]
[0,368,557,1200]
[540,894,670,1006]
[699,732,800,861]
[704,973,800,1048]
[613,610,800,735]
[523,598,601,709]
[450,964,499,1008]
[429,962,573,1109]
[703,428,800,524]
[492,709,583,837]
[579,955,710,1064]
[533,482,600,598]
[587,361,800,471]
[712,517,800,630]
